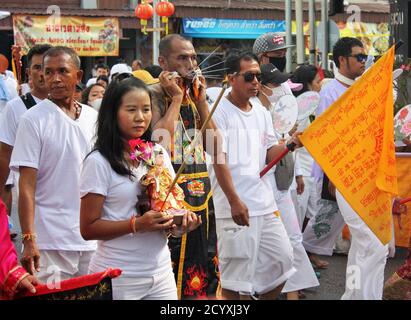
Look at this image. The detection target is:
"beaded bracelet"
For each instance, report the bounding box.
[21,233,37,242]
[130,216,137,234]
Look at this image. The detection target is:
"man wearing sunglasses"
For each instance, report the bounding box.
[211,51,303,300]
[303,37,388,300]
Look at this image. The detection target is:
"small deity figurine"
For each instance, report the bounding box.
[129,139,186,216]
[140,150,186,214]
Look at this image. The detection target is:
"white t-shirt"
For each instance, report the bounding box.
[20,83,31,95]
[9,99,98,251]
[0,75,18,115]
[211,97,279,219]
[80,146,174,277]
[294,117,314,177]
[0,94,42,186]
[0,94,42,147]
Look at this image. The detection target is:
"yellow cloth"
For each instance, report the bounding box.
[300,46,397,245]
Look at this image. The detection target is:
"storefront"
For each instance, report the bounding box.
[0,4,143,83]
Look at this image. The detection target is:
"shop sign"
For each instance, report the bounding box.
[13,15,119,56]
[183,18,286,39]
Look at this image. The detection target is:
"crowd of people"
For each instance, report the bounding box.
[0,32,409,300]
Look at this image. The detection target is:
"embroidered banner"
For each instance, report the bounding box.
[300,46,398,245]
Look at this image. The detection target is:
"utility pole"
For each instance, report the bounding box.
[152,0,160,65]
[309,0,316,65]
[321,0,329,70]
[285,0,292,72]
[296,0,304,66]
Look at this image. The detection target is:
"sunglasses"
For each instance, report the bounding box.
[346,53,368,63]
[234,71,262,82]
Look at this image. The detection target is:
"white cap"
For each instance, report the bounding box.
[109,63,132,82]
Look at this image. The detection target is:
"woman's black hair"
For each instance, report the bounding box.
[96,75,109,86]
[291,65,319,97]
[81,83,105,105]
[93,77,152,177]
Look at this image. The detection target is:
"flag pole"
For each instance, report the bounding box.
[259,142,296,178]
[400,197,411,205]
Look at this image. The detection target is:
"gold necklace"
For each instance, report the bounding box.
[73,101,82,120]
[49,96,82,120]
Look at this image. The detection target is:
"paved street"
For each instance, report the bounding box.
[304,249,407,300]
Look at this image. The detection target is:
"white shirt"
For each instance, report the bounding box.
[0,75,18,115]
[20,83,31,95]
[0,94,42,147]
[10,99,98,251]
[211,97,279,219]
[312,79,348,181]
[294,117,314,177]
[80,146,173,277]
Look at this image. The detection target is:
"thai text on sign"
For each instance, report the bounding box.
[13,15,119,56]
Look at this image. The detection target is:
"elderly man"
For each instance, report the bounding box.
[10,46,97,283]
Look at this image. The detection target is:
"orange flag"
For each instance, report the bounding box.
[300,46,398,245]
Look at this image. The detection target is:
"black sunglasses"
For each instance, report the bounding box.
[346,53,368,63]
[235,71,262,82]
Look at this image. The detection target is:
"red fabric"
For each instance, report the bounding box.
[317,67,325,81]
[2,266,28,299]
[397,239,411,281]
[16,268,122,298]
[0,199,20,295]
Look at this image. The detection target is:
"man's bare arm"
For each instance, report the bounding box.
[0,142,13,189]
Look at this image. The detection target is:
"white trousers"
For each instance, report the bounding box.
[302,179,345,256]
[336,190,388,300]
[216,214,295,295]
[111,271,177,300]
[270,177,319,292]
[36,250,93,284]
[290,176,322,229]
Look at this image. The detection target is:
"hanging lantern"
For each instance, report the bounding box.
[135,1,154,35]
[155,0,175,35]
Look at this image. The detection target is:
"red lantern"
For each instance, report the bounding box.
[155,1,175,35]
[135,2,154,34]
